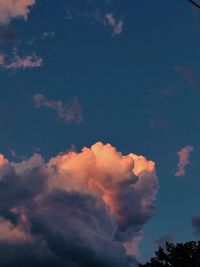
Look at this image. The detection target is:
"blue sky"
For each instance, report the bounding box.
[0,0,200,265]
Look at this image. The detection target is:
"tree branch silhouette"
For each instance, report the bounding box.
[188,0,200,8]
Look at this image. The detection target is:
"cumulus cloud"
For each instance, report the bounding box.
[0,0,36,24]
[0,142,158,267]
[33,94,83,124]
[175,145,194,177]
[0,50,43,70]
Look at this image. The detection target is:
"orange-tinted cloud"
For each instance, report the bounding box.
[33,94,83,124]
[175,145,194,177]
[0,218,32,242]
[0,0,36,24]
[0,154,7,165]
[48,142,157,252]
[0,142,158,266]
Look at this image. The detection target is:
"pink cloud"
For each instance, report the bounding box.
[7,53,42,70]
[33,94,84,124]
[105,13,124,36]
[0,0,36,24]
[175,145,194,177]
[0,50,43,70]
[0,52,5,64]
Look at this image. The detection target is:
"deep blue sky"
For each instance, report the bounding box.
[1,0,200,262]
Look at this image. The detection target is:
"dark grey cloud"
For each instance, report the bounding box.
[0,27,17,44]
[191,216,200,235]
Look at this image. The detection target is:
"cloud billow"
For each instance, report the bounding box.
[0,0,36,25]
[0,142,158,267]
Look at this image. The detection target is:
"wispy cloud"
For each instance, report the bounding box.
[0,0,36,24]
[65,1,124,37]
[41,31,56,40]
[175,64,199,88]
[147,85,178,100]
[33,94,84,124]
[175,145,194,177]
[105,13,124,36]
[0,52,5,65]
[149,117,171,129]
[0,50,43,70]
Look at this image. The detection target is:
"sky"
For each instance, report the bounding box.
[0,0,200,266]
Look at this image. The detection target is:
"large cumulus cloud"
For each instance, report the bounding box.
[0,0,36,24]
[0,142,158,267]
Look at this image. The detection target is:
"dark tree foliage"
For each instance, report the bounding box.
[139,241,200,267]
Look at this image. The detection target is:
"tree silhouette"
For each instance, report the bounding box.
[139,241,200,267]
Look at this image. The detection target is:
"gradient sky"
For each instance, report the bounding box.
[0,0,200,265]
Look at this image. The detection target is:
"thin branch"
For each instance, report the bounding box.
[188,0,200,8]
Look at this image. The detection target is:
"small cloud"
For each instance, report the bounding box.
[0,0,36,25]
[41,31,56,40]
[0,50,43,70]
[105,13,124,36]
[33,94,84,124]
[149,117,171,129]
[174,64,199,88]
[26,31,56,46]
[175,145,194,177]
[0,52,5,65]
[147,85,178,101]
[6,53,42,70]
